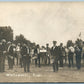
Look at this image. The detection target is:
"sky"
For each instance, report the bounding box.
[0,2,84,47]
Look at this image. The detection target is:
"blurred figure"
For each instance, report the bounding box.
[34,44,40,67]
[75,45,82,70]
[64,46,69,64]
[21,43,31,72]
[34,46,38,67]
[13,44,16,66]
[7,41,11,69]
[0,42,3,72]
[81,42,84,64]
[7,43,14,69]
[46,43,51,65]
[0,39,7,72]
[16,43,21,66]
[51,41,59,72]
[59,43,64,67]
[68,45,75,68]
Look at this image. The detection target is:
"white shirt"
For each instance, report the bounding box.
[65,48,69,53]
[16,46,20,52]
[37,48,40,54]
[69,46,75,53]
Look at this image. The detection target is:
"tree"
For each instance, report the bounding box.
[15,34,37,48]
[15,34,26,45]
[0,26,13,42]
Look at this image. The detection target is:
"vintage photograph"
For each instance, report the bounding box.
[0,2,84,82]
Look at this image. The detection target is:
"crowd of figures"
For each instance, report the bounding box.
[0,38,84,73]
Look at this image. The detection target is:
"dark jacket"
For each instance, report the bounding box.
[21,45,31,62]
[8,45,14,56]
[59,46,64,56]
[51,46,59,59]
[75,46,81,60]
[34,48,38,54]
[21,45,28,56]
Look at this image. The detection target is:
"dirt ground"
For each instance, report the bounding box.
[0,59,84,82]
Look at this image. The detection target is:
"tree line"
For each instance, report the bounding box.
[0,26,83,48]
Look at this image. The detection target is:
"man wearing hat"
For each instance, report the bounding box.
[0,39,7,72]
[46,43,51,65]
[7,41,11,69]
[51,41,59,72]
[16,43,21,66]
[59,43,64,67]
[7,43,14,69]
[34,44,40,67]
[0,42,3,72]
[68,45,75,67]
[21,43,31,72]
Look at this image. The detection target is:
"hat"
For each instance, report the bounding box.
[1,39,6,43]
[37,44,39,48]
[53,41,57,44]
[46,43,49,46]
[7,41,11,44]
[60,43,63,46]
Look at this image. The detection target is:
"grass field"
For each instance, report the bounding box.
[0,58,84,82]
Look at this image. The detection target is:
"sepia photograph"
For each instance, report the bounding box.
[0,2,84,82]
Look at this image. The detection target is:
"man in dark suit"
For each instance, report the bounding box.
[21,43,31,72]
[68,45,75,67]
[51,41,59,72]
[75,45,82,70]
[0,39,7,72]
[34,44,40,67]
[7,43,14,69]
[59,43,64,67]
[46,43,51,65]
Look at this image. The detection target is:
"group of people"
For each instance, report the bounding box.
[51,40,82,72]
[0,39,31,72]
[0,38,84,73]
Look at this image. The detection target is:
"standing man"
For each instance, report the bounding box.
[7,43,14,69]
[64,46,69,64]
[34,45,40,67]
[0,42,3,72]
[46,43,51,65]
[51,41,59,72]
[75,45,82,70]
[59,43,64,67]
[68,45,75,68]
[1,39,7,72]
[34,46,38,67]
[16,43,21,66]
[37,45,40,67]
[21,43,31,72]
[82,42,84,64]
